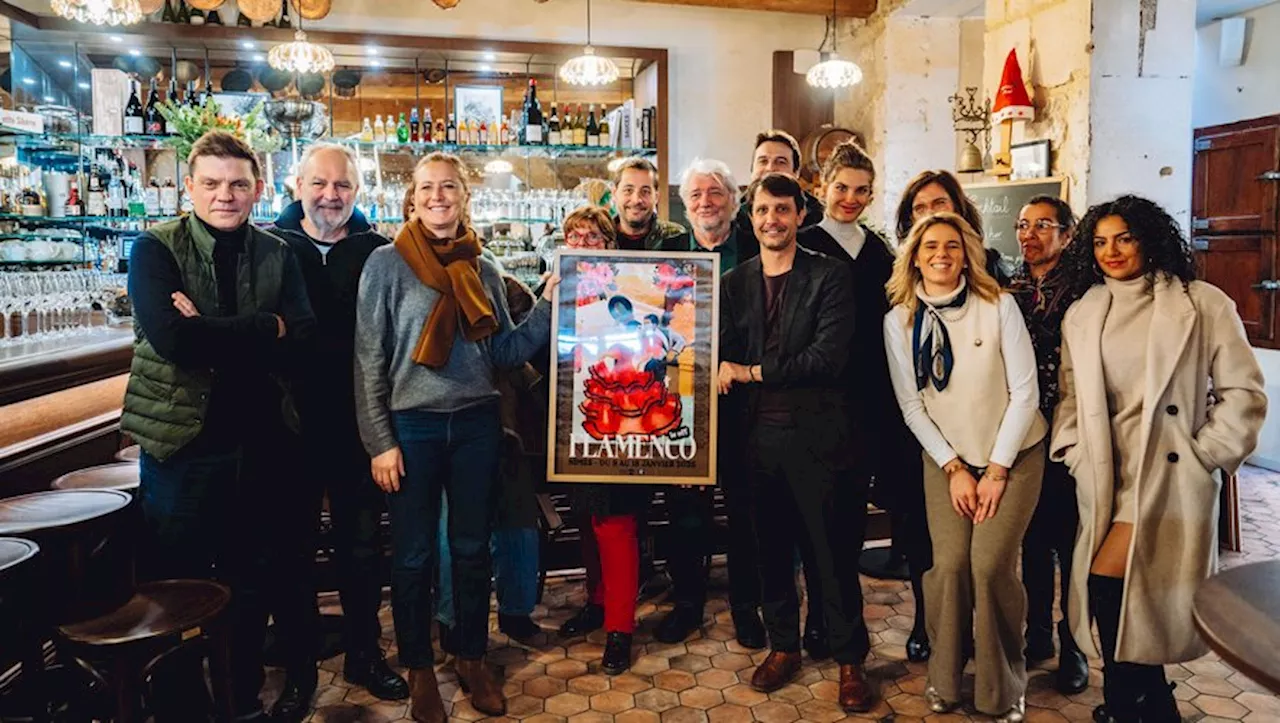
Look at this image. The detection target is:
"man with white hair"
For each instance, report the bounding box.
[648,158,767,649]
[269,143,408,719]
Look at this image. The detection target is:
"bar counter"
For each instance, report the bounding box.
[0,326,133,498]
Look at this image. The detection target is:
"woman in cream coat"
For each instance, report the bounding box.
[1051,195,1266,723]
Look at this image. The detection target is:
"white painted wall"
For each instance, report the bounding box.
[308,0,827,184]
[1194,2,1280,128]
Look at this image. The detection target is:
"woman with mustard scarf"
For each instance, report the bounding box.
[354,153,556,722]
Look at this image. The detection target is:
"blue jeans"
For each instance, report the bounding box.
[434,492,540,626]
[388,404,501,666]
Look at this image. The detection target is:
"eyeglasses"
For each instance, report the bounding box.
[566,230,605,246]
[1016,219,1064,233]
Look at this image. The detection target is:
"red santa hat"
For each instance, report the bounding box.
[992,49,1034,124]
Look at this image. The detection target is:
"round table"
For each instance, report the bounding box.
[1192,560,1280,694]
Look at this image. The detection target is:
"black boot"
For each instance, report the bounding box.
[601,632,633,676]
[559,603,605,637]
[906,571,930,662]
[1134,674,1180,723]
[344,650,410,701]
[1056,619,1090,695]
[271,667,317,723]
[1090,574,1138,723]
[498,613,540,642]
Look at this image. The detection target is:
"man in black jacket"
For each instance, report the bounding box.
[269,143,408,718]
[719,173,872,712]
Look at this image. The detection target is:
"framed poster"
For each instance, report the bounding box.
[454,85,504,125]
[1010,139,1051,180]
[547,249,720,485]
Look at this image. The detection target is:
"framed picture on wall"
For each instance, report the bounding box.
[454,85,504,126]
[1010,139,1052,180]
[547,249,720,485]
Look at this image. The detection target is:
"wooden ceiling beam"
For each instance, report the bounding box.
[629,0,875,18]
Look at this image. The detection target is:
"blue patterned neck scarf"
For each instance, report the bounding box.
[912,279,969,392]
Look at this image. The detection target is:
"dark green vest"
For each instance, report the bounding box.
[121,216,289,461]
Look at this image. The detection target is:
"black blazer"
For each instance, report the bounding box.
[720,245,856,468]
[797,224,915,486]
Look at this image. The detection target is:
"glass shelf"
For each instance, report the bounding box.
[0,258,88,266]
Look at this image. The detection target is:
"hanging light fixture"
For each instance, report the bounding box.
[559,0,620,87]
[805,0,863,90]
[268,25,335,76]
[50,0,142,26]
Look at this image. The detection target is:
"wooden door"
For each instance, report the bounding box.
[1192,116,1279,234]
[1193,234,1276,346]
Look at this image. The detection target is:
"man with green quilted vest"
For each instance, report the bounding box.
[122,130,315,721]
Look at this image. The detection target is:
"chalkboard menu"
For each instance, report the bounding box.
[964,178,1066,259]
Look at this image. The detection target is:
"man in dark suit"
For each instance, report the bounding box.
[719,173,872,712]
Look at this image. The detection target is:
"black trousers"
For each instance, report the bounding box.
[748,423,870,663]
[1021,459,1079,648]
[664,477,762,616]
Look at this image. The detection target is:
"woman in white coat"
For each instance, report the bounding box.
[1051,195,1266,722]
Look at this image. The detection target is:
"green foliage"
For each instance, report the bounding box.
[157,95,282,161]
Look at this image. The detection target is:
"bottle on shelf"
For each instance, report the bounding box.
[124,81,145,136]
[396,112,409,144]
[500,118,510,145]
[188,4,205,24]
[175,0,190,23]
[144,79,163,135]
[570,104,584,146]
[600,104,611,147]
[360,116,374,142]
[165,78,179,135]
[207,8,223,24]
[479,120,489,145]
[586,104,600,147]
[186,81,200,109]
[560,107,573,146]
[160,178,178,216]
[409,107,420,143]
[202,81,214,108]
[107,172,125,217]
[236,8,251,25]
[424,107,434,143]
[446,114,457,144]
[87,171,106,217]
[278,0,292,28]
[20,185,43,217]
[433,115,445,143]
[548,104,561,146]
[161,0,175,22]
[65,180,82,217]
[523,78,544,145]
[144,179,161,216]
[373,114,386,143]
[470,118,480,145]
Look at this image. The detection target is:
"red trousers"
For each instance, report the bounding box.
[590,514,639,634]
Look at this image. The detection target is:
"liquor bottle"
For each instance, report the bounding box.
[175,0,189,23]
[144,79,163,135]
[124,81,145,136]
[127,174,146,218]
[65,180,82,217]
[446,114,457,144]
[160,178,178,216]
[396,112,409,144]
[186,81,199,109]
[547,104,561,146]
[144,179,161,216]
[586,104,600,147]
[161,0,175,22]
[87,172,106,217]
[206,8,223,24]
[188,5,205,24]
[409,107,420,143]
[165,79,179,135]
[572,104,585,146]
[360,117,374,142]
[523,79,543,145]
[373,114,385,143]
[479,120,488,145]
[434,116,445,143]
[107,173,125,217]
[599,104,611,147]
[278,0,292,28]
[500,119,510,145]
[469,118,480,145]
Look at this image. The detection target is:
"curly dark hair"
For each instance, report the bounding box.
[1060,195,1196,287]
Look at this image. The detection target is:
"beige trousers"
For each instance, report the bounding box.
[922,440,1045,714]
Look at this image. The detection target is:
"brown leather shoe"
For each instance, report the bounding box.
[408,668,445,723]
[455,657,507,716]
[750,651,802,692]
[838,663,874,712]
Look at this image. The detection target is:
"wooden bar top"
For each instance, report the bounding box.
[0,326,133,407]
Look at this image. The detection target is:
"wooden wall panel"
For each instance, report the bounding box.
[771,50,833,177]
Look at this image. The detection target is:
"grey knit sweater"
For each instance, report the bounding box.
[354,245,552,457]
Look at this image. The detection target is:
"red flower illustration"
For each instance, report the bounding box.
[578,344,682,439]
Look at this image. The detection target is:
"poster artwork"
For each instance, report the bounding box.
[547,249,719,485]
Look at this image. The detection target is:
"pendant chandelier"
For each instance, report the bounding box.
[269,27,335,76]
[805,0,862,90]
[50,0,142,26]
[559,0,619,86]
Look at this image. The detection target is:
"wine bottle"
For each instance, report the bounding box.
[160,178,179,216]
[599,104,611,147]
[409,107,420,143]
[523,79,543,145]
[175,0,189,23]
[434,117,445,143]
[206,8,223,24]
[446,114,457,144]
[278,0,292,28]
[165,79,179,135]
[573,104,586,146]
[188,5,205,24]
[547,104,561,146]
[586,104,600,147]
[396,112,409,144]
[87,172,106,217]
[161,0,175,22]
[144,79,163,135]
[124,81,145,136]
[479,120,489,145]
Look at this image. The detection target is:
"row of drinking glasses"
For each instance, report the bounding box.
[471,188,587,224]
[0,270,127,345]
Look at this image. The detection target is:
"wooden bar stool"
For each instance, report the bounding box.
[0,537,44,721]
[51,462,140,494]
[54,580,236,723]
[113,445,141,463]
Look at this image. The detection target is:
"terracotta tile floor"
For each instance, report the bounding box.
[293,467,1280,722]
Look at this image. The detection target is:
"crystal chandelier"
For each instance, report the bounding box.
[50,0,142,26]
[560,0,620,86]
[268,29,335,76]
[806,0,862,90]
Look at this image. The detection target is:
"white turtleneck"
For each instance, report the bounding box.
[818,216,866,260]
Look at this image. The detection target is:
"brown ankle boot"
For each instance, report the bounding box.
[408,668,445,723]
[455,657,507,716]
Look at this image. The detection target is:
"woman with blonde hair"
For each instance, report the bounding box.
[355,152,555,722]
[883,212,1045,722]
